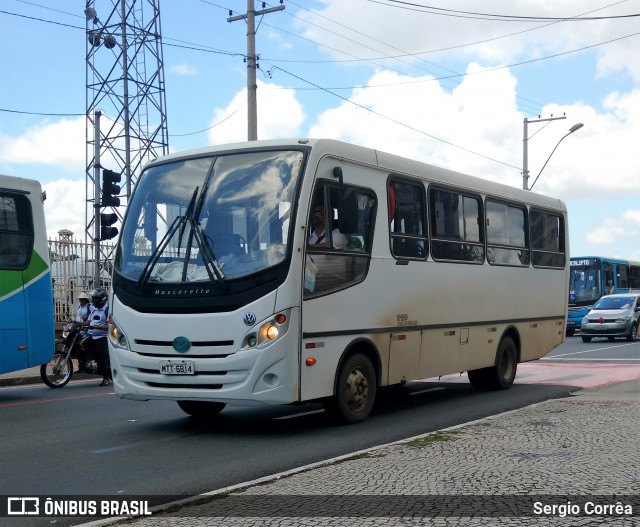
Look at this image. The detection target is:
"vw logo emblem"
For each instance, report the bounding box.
[243,313,256,326]
[172,336,191,353]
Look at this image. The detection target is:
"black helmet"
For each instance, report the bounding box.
[90,287,108,308]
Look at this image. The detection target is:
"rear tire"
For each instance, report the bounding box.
[468,336,517,391]
[324,353,377,424]
[177,400,226,418]
[40,353,73,388]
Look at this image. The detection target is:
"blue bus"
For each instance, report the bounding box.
[0,175,55,373]
[567,256,640,336]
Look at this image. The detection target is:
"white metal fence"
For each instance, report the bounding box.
[49,233,115,323]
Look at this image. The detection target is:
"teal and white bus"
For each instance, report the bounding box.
[567,256,640,336]
[0,175,55,374]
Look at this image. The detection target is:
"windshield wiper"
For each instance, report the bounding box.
[137,187,226,290]
[176,187,199,256]
[137,214,185,289]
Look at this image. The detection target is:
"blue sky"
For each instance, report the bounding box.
[1,0,639,259]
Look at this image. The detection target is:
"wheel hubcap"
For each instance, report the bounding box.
[345,367,369,412]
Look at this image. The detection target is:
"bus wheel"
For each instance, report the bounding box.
[325,353,377,424]
[177,400,226,418]
[468,336,518,391]
[40,354,73,388]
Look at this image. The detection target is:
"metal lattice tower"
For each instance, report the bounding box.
[84,0,169,268]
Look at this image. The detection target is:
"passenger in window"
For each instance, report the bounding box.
[308,202,346,249]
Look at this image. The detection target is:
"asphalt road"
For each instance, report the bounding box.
[1,336,637,527]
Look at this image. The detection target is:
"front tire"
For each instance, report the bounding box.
[468,336,518,391]
[581,335,592,343]
[177,400,226,418]
[626,324,637,342]
[40,353,73,388]
[325,353,377,424]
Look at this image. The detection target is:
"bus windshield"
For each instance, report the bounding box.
[116,149,304,284]
[569,260,601,303]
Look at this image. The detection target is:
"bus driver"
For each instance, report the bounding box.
[308,202,346,249]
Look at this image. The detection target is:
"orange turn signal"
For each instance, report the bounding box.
[305,357,317,366]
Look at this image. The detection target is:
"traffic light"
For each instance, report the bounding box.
[100,169,121,240]
[101,169,121,208]
[100,212,118,240]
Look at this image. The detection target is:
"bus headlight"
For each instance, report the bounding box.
[242,311,290,348]
[265,324,279,340]
[258,318,282,344]
[108,321,129,350]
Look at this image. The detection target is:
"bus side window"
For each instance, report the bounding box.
[429,188,484,263]
[388,179,427,260]
[617,264,630,289]
[486,200,529,266]
[630,265,640,289]
[0,195,33,270]
[530,209,565,269]
[304,182,376,298]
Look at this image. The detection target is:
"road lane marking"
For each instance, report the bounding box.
[0,392,113,407]
[543,358,640,362]
[547,342,639,357]
[273,409,325,420]
[409,387,446,396]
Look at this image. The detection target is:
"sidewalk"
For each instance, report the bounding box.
[0,365,42,386]
[0,364,100,387]
[74,378,638,527]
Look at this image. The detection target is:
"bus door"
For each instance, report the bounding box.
[603,262,614,293]
[0,191,31,373]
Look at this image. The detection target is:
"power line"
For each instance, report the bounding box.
[0,107,83,117]
[13,0,83,19]
[266,63,521,171]
[261,30,640,92]
[0,8,83,29]
[369,0,640,22]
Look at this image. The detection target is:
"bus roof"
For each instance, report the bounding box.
[142,138,566,212]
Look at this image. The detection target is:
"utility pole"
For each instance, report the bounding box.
[522,115,566,190]
[228,1,285,141]
[93,110,102,288]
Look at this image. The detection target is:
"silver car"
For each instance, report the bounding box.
[581,293,640,342]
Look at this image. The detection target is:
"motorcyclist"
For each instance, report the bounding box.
[75,292,91,323]
[80,287,112,386]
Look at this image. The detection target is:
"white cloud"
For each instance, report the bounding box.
[206,80,305,144]
[170,63,199,76]
[586,210,640,246]
[309,65,531,187]
[295,1,640,81]
[42,178,89,240]
[0,117,85,171]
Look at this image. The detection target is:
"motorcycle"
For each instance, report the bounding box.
[40,321,99,388]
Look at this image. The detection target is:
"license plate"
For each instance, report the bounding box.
[594,325,607,331]
[160,360,195,375]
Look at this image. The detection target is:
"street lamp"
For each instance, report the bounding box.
[529,123,583,191]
